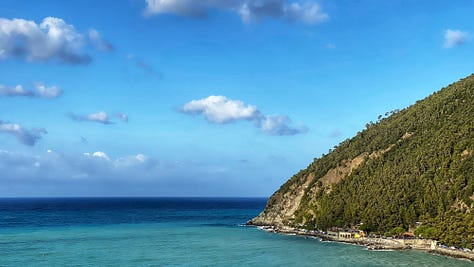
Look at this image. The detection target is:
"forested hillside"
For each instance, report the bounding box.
[251,74,474,248]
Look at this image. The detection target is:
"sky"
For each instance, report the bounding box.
[1,0,474,197]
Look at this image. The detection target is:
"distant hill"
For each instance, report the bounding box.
[250,74,474,249]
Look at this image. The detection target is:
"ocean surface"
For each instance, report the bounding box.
[0,198,472,266]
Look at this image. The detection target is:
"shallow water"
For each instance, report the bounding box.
[0,198,472,266]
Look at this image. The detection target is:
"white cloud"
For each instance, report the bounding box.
[33,83,63,98]
[144,0,328,25]
[0,147,294,197]
[0,120,46,146]
[0,83,62,98]
[92,151,110,160]
[286,2,327,24]
[88,112,110,123]
[115,154,148,168]
[259,115,308,135]
[240,1,328,24]
[444,29,469,48]
[69,111,112,124]
[181,95,307,135]
[0,17,112,64]
[0,85,29,97]
[88,29,114,52]
[69,111,130,125]
[145,0,207,17]
[0,150,152,183]
[182,95,259,123]
[116,112,129,122]
[136,154,146,162]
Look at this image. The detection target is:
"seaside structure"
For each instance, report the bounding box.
[325,230,365,239]
[338,232,352,238]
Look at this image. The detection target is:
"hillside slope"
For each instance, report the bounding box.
[250,74,474,248]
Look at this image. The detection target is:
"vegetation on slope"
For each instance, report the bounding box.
[267,74,474,249]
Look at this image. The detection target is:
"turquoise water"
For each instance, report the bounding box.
[0,198,472,266]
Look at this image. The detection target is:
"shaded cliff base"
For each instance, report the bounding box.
[247,224,474,262]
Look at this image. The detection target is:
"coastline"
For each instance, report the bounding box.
[249,224,474,262]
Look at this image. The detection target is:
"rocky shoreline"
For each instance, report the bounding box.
[248,223,474,262]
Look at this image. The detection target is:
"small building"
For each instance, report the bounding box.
[339,232,352,238]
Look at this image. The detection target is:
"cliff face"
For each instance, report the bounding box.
[250,74,474,249]
[251,173,314,226]
[251,154,368,226]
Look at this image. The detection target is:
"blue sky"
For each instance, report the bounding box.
[0,0,473,197]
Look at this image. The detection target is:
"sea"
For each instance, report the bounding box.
[0,198,472,266]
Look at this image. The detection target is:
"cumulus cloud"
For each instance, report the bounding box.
[0,17,112,64]
[0,83,62,98]
[182,95,259,123]
[0,120,46,146]
[444,29,469,48]
[144,0,328,25]
[181,95,307,136]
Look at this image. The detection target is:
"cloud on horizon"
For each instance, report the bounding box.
[0,149,251,197]
[0,83,62,98]
[181,95,307,136]
[144,0,328,25]
[0,17,112,64]
[444,29,469,48]
[0,149,152,181]
[0,121,46,146]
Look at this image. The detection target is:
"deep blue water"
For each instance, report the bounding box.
[0,198,472,266]
[0,197,262,228]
